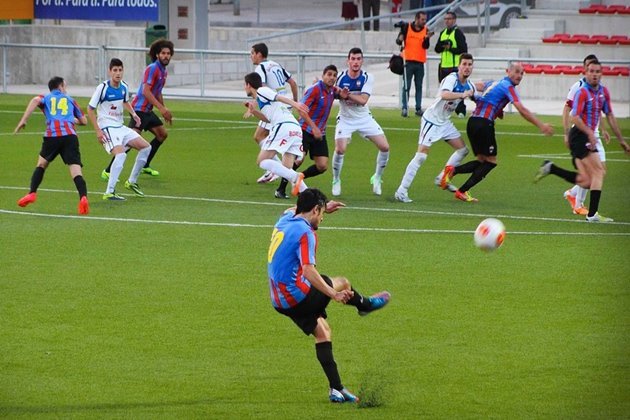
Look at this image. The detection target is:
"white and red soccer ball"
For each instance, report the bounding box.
[474,218,506,251]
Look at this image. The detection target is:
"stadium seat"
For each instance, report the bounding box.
[521,63,536,73]
[601,66,616,76]
[578,6,597,13]
[563,66,583,75]
[611,66,630,76]
[524,64,543,74]
[566,34,590,44]
[583,35,609,45]
[536,64,554,74]
[553,65,575,75]
[610,35,630,45]
[542,33,571,43]
[545,66,563,75]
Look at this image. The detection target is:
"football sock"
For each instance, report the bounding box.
[104,147,131,173]
[569,184,580,197]
[145,138,162,167]
[375,150,389,178]
[277,163,299,195]
[549,164,577,184]
[399,152,426,192]
[259,159,305,188]
[454,160,482,175]
[347,287,370,311]
[459,161,496,193]
[129,146,151,183]
[29,166,45,193]
[576,186,588,207]
[332,152,344,181]
[72,175,87,198]
[587,190,601,217]
[302,164,324,179]
[445,147,469,167]
[315,341,343,391]
[107,153,127,194]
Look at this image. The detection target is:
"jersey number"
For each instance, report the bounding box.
[50,97,69,116]
[267,228,285,263]
[271,69,286,87]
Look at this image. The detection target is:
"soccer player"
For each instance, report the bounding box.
[394,53,480,203]
[243,72,319,197]
[332,47,390,197]
[14,76,89,215]
[88,58,152,201]
[560,54,610,215]
[534,60,629,222]
[267,188,390,403]
[101,38,174,179]
[275,65,342,199]
[440,62,554,202]
[250,42,299,184]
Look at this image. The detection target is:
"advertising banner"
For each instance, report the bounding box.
[34,0,159,21]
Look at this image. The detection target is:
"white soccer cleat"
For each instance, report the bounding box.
[370,174,382,196]
[257,171,279,184]
[394,190,413,203]
[434,175,457,192]
[585,212,613,223]
[332,179,341,196]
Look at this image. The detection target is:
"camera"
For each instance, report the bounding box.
[394,20,406,29]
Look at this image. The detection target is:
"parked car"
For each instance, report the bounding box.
[451,0,534,30]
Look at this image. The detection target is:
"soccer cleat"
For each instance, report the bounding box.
[401,108,408,118]
[78,196,89,215]
[370,174,382,196]
[454,189,478,202]
[573,206,589,216]
[329,388,359,403]
[457,112,465,119]
[533,160,552,183]
[440,165,455,190]
[17,192,37,207]
[359,291,391,316]
[415,109,423,117]
[142,167,160,176]
[586,212,613,223]
[434,175,457,192]
[102,192,126,201]
[101,169,110,181]
[394,190,413,203]
[257,170,279,184]
[274,190,290,199]
[563,189,577,209]
[124,180,145,197]
[291,173,305,196]
[332,179,341,197]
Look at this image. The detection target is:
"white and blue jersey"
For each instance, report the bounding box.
[423,72,477,125]
[88,80,131,129]
[256,86,299,128]
[336,69,374,120]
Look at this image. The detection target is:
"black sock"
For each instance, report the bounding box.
[454,160,482,175]
[30,167,45,193]
[459,161,496,193]
[587,190,601,217]
[73,175,87,198]
[145,138,162,167]
[302,164,325,179]
[347,287,370,311]
[550,164,577,184]
[277,178,289,194]
[316,341,343,390]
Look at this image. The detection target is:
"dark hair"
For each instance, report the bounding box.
[149,38,174,62]
[583,54,598,65]
[244,72,263,89]
[251,42,268,58]
[109,58,123,69]
[296,188,327,214]
[460,53,473,61]
[48,76,64,91]
[586,60,602,68]
[445,11,457,19]
[323,64,338,75]
[348,47,363,58]
[415,11,427,19]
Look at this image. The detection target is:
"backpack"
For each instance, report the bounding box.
[389,54,404,75]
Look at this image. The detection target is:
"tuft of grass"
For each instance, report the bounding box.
[357,369,390,408]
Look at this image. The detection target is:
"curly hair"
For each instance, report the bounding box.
[148,38,174,62]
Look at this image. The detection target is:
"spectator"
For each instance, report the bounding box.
[435,11,468,117]
[361,0,380,31]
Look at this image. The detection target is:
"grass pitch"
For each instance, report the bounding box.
[0,94,629,418]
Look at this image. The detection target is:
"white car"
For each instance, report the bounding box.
[452,0,532,30]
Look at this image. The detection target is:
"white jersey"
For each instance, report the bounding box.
[423,72,477,125]
[336,69,374,120]
[256,86,299,127]
[88,80,131,129]
[255,60,292,97]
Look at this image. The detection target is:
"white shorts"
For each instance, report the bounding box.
[261,122,304,159]
[418,118,461,147]
[334,114,385,141]
[258,120,272,131]
[102,125,140,154]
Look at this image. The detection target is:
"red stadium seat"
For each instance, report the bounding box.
[601,66,616,76]
[525,64,543,74]
[521,63,536,73]
[545,67,563,75]
[579,6,597,14]
[566,34,590,44]
[611,66,630,76]
[563,66,583,75]
[583,35,609,45]
[553,65,575,74]
[542,33,571,43]
[619,6,630,14]
[610,35,630,45]
[536,64,554,74]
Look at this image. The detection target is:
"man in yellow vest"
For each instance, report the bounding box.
[396,11,433,117]
[435,11,468,117]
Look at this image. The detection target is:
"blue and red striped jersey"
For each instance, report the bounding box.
[37,90,84,137]
[299,80,335,134]
[131,60,167,112]
[472,76,520,121]
[571,84,611,131]
[267,211,318,309]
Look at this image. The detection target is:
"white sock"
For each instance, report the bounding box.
[107,153,127,194]
[569,184,580,197]
[332,152,345,181]
[399,152,426,193]
[128,146,151,184]
[273,154,281,163]
[576,186,588,207]
[259,159,299,184]
[375,150,389,178]
[437,147,468,180]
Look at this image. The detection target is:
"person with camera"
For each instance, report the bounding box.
[396,12,433,118]
[434,11,468,118]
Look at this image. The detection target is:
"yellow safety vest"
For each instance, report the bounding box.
[439,28,459,68]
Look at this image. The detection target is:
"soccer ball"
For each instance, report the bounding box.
[474,218,506,251]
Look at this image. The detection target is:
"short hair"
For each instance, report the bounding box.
[251,43,268,58]
[48,76,64,91]
[583,54,598,65]
[244,72,263,89]
[460,53,473,61]
[109,58,123,69]
[415,11,427,19]
[148,38,174,62]
[323,64,338,75]
[296,188,327,215]
[445,11,457,19]
[348,47,363,58]
[586,60,602,68]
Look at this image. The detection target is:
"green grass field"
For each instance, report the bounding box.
[1,94,629,419]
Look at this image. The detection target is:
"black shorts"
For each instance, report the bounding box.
[275,275,333,335]
[39,134,82,166]
[129,110,163,132]
[568,126,593,160]
[302,130,329,160]
[466,117,497,157]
